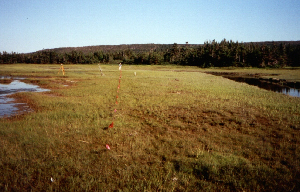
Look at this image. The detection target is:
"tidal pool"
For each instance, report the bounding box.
[205,72,300,98]
[225,76,300,97]
[0,77,50,118]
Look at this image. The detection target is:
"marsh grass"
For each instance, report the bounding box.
[0,64,300,191]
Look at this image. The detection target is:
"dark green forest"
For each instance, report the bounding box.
[1,39,300,68]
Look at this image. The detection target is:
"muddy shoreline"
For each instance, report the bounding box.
[205,72,300,90]
[0,76,50,118]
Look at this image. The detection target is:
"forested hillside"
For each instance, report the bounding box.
[1,40,299,67]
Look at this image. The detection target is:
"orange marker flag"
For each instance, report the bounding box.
[108,122,114,128]
[58,64,65,75]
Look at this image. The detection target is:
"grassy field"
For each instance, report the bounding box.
[0,64,300,191]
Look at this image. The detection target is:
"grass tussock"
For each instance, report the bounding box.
[0,64,300,191]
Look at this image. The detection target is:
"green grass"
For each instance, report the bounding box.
[0,64,300,191]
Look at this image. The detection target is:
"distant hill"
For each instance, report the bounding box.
[244,41,300,46]
[38,41,300,54]
[40,43,200,54]
[2,40,298,67]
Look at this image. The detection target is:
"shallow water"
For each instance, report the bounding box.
[0,77,49,118]
[226,76,300,97]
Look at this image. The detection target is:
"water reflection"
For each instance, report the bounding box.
[281,88,300,97]
[226,76,300,97]
[0,77,49,118]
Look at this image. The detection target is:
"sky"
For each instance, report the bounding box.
[0,0,299,53]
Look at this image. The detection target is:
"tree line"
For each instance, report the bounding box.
[1,39,299,67]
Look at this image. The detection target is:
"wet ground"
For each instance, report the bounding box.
[0,76,49,118]
[1,72,299,118]
[205,72,300,97]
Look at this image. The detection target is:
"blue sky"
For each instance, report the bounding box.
[1,0,299,53]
